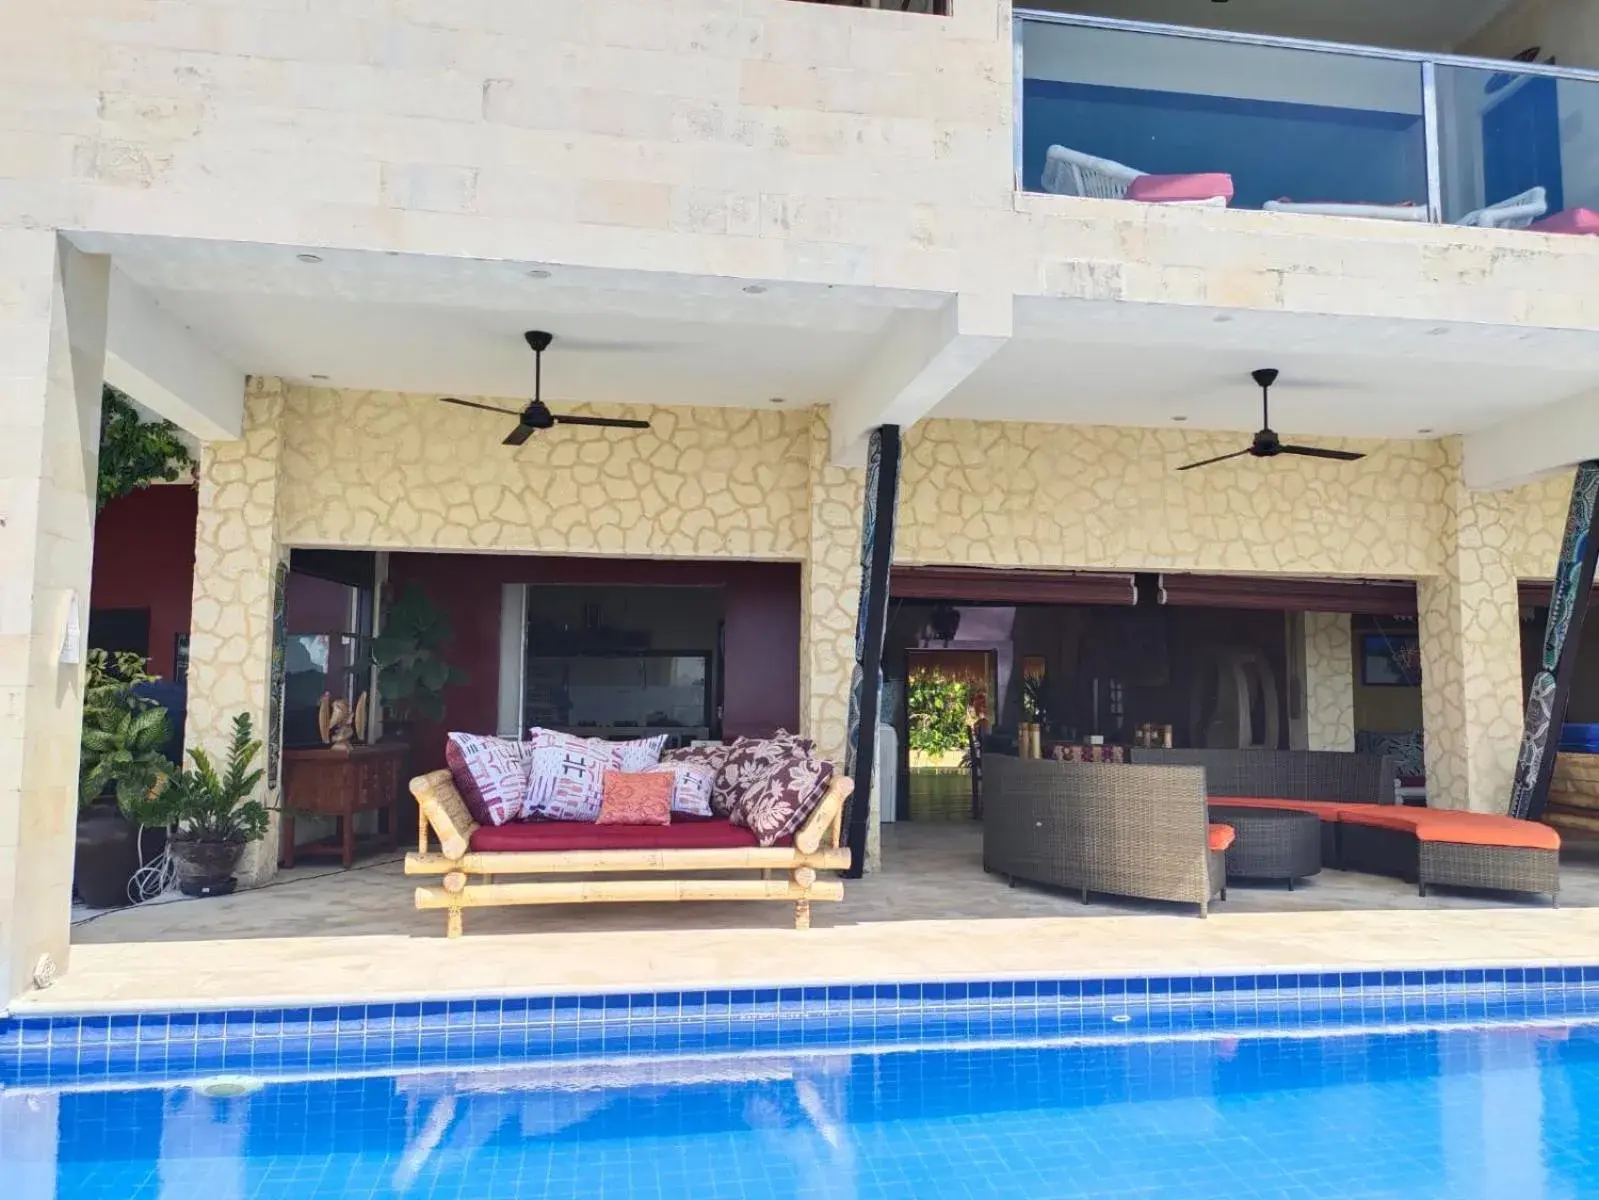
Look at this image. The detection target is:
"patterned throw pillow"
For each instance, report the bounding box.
[611,734,668,773]
[715,731,815,821]
[643,761,716,818]
[523,729,620,822]
[734,754,835,847]
[445,733,530,827]
[596,770,673,826]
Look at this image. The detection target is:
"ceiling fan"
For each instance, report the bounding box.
[439,331,651,446]
[1176,368,1365,472]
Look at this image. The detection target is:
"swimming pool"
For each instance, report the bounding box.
[11,1022,1599,1199]
[7,968,1599,1199]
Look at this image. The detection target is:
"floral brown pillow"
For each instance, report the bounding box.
[714,731,815,820]
[733,753,835,847]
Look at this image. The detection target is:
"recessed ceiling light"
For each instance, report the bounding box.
[1418,427,1434,434]
[1171,415,1188,422]
[1428,327,1450,336]
[527,268,551,279]
[743,284,768,295]
[768,397,786,405]
[296,253,322,264]
[310,374,329,381]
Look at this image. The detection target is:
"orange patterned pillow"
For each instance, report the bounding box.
[596,770,673,826]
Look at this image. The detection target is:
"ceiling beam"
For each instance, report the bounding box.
[105,268,246,442]
[1462,385,1599,491]
[830,293,1012,467]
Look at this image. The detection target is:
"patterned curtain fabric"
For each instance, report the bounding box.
[1509,461,1599,820]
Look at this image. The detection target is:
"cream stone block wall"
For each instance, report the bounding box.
[1418,446,1527,812]
[1304,613,1355,753]
[277,386,812,558]
[186,377,285,888]
[897,420,1447,576]
[0,233,108,1001]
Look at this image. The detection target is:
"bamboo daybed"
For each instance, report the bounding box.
[406,769,855,937]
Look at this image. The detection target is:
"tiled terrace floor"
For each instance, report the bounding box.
[25,823,1599,1013]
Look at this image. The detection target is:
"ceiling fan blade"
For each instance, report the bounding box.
[1177,448,1252,472]
[552,415,652,429]
[441,397,522,417]
[1279,445,1366,462]
[502,425,537,447]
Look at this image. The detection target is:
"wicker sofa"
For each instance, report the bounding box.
[405,769,854,936]
[983,756,1232,917]
[1128,748,1558,902]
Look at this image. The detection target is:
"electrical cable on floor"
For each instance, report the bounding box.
[72,848,407,929]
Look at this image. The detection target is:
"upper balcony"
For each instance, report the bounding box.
[1015,10,1599,236]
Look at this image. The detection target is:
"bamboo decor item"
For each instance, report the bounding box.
[406,769,854,937]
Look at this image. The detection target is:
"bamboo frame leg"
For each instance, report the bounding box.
[446,906,463,938]
[794,899,811,931]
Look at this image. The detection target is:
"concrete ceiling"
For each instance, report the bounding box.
[83,234,941,408]
[1025,0,1518,53]
[933,299,1599,439]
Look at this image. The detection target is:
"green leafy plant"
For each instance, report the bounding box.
[97,385,196,512]
[1021,675,1048,724]
[160,713,270,844]
[906,669,974,756]
[371,583,466,725]
[79,650,175,818]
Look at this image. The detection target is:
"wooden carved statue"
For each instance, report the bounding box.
[318,690,369,750]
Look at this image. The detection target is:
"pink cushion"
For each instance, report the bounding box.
[469,817,771,853]
[445,733,529,827]
[1125,173,1234,204]
[1529,208,1599,236]
[596,770,673,826]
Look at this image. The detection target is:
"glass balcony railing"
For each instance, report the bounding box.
[1017,11,1599,235]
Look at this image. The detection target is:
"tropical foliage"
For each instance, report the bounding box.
[79,650,174,817]
[1021,675,1048,724]
[906,669,974,756]
[97,385,196,512]
[371,583,466,724]
[158,713,270,844]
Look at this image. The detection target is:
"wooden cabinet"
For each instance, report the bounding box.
[279,743,408,868]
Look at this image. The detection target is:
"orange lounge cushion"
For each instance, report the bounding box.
[1208,823,1236,852]
[1337,806,1560,851]
[1209,797,1353,822]
[469,816,776,854]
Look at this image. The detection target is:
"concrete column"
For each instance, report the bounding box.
[801,411,876,866]
[1418,443,1525,812]
[185,376,285,888]
[0,232,109,1002]
[1303,612,1355,752]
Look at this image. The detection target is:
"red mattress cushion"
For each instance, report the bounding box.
[1529,207,1599,236]
[468,816,777,853]
[1125,172,1234,204]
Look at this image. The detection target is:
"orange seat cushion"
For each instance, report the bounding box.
[1336,806,1560,851]
[1209,797,1352,822]
[1208,823,1236,852]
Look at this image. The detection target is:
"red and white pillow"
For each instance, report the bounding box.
[734,752,835,847]
[445,733,531,827]
[522,728,668,821]
[643,761,716,818]
[714,731,814,820]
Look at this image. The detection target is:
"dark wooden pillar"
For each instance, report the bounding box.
[1509,461,1599,820]
[845,426,902,880]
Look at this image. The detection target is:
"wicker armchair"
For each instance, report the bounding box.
[983,756,1225,917]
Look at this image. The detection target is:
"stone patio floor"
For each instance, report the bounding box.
[23,823,1599,1013]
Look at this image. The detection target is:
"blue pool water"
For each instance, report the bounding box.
[11,1021,1599,1199]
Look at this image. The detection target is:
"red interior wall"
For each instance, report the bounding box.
[89,485,198,680]
[387,554,803,773]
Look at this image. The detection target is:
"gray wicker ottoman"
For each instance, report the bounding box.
[1208,805,1322,889]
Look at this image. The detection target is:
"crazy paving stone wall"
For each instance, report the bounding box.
[1303,613,1355,753]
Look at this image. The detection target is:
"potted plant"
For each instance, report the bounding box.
[370,583,466,740]
[75,651,176,908]
[1020,676,1047,759]
[161,713,271,897]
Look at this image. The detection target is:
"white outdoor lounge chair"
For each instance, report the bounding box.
[1262,198,1429,222]
[1040,145,1230,207]
[1455,186,1549,229]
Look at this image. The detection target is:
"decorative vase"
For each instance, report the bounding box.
[170,838,247,897]
[74,804,140,909]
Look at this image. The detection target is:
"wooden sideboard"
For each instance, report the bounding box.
[280,743,408,869]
